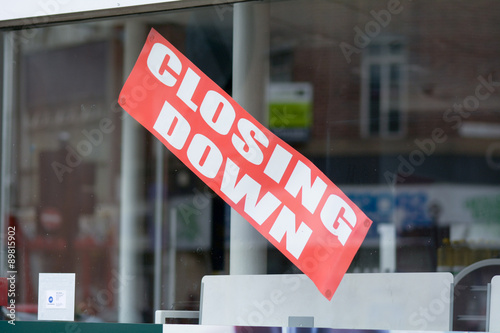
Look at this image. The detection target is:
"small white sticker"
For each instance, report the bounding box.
[38,273,75,321]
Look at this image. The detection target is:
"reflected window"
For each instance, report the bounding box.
[361,37,407,137]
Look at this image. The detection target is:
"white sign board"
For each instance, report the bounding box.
[200,273,453,330]
[38,273,75,321]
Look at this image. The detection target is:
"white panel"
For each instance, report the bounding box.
[163,325,234,333]
[200,273,453,331]
[489,275,500,332]
[1,0,179,22]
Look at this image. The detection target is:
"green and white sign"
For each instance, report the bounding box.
[269,82,313,142]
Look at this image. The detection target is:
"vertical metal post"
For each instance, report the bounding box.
[167,207,177,308]
[230,2,270,275]
[119,21,146,323]
[1,32,14,276]
[153,140,164,314]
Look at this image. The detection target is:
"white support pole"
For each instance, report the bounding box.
[378,223,396,273]
[119,20,146,323]
[230,2,270,275]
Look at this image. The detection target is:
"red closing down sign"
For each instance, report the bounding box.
[119,29,372,300]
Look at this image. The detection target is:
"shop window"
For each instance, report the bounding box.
[2,0,500,328]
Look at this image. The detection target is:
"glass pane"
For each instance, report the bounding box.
[9,23,124,322]
[267,1,500,329]
[1,6,233,323]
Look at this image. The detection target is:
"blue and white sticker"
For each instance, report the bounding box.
[46,290,66,309]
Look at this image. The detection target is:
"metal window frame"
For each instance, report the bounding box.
[1,31,16,277]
